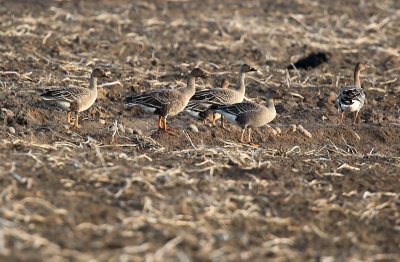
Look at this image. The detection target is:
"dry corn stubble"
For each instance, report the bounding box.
[0,0,400,261]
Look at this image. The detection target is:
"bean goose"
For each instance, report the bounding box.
[186,64,257,128]
[335,62,369,125]
[185,78,230,124]
[210,98,276,145]
[125,68,209,132]
[41,68,109,128]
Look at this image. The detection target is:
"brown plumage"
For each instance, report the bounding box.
[210,98,276,145]
[186,64,257,128]
[41,68,109,127]
[125,68,209,131]
[184,78,230,123]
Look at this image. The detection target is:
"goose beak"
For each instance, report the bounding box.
[249,66,258,72]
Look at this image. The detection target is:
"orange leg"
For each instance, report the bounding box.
[158,115,163,129]
[247,128,259,147]
[353,111,359,125]
[240,128,246,143]
[67,111,72,124]
[221,115,225,129]
[339,112,345,125]
[74,112,79,128]
[212,113,217,127]
[163,116,167,131]
[162,116,176,134]
[247,127,252,143]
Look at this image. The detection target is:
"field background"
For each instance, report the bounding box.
[0,0,400,261]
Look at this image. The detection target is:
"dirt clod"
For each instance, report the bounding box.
[188,123,199,133]
[7,126,15,134]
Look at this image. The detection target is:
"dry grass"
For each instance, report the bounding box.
[1,0,400,261]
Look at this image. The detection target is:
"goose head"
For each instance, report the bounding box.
[190,67,210,78]
[355,62,370,72]
[91,68,110,79]
[240,64,258,73]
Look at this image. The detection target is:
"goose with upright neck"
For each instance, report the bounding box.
[335,62,369,125]
[186,64,257,128]
[41,68,109,128]
[125,67,209,132]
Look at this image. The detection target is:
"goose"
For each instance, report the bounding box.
[125,68,209,132]
[186,64,257,128]
[210,98,276,145]
[41,68,109,128]
[184,78,230,124]
[335,62,369,125]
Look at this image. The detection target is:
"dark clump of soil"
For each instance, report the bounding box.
[287,52,330,70]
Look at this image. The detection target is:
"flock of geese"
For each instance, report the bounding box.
[40,62,368,144]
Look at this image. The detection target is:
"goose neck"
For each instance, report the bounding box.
[354,68,361,88]
[89,76,98,90]
[237,71,246,94]
[185,75,196,96]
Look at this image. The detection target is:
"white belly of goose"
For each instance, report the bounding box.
[56,101,71,110]
[136,104,158,114]
[215,111,239,125]
[341,100,361,112]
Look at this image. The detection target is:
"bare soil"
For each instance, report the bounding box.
[0,0,400,261]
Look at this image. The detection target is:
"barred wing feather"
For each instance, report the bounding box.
[192,89,235,104]
[212,102,260,116]
[126,90,181,109]
[41,87,90,102]
[339,87,364,105]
